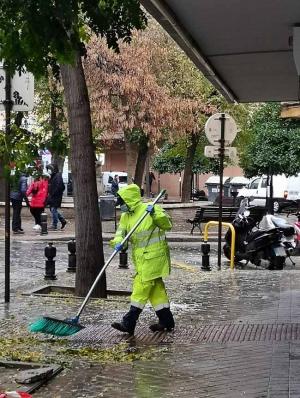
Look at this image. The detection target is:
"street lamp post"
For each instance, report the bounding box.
[4,67,12,303]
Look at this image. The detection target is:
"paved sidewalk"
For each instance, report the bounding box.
[1,220,300,396]
[0,215,228,244]
[1,211,296,243]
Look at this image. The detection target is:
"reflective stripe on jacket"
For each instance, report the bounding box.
[110,184,172,282]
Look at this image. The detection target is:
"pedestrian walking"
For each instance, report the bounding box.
[149,170,156,194]
[110,184,175,335]
[10,172,28,234]
[26,172,50,231]
[111,174,119,196]
[46,164,67,230]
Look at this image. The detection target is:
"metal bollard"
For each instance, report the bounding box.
[119,249,129,269]
[44,242,57,280]
[67,239,76,273]
[40,212,48,235]
[201,242,211,271]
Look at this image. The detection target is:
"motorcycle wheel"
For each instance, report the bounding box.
[273,200,280,213]
[269,256,285,270]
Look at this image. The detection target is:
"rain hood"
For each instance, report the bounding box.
[118,184,142,211]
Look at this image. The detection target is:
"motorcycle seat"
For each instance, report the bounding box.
[247,228,278,242]
[270,218,294,236]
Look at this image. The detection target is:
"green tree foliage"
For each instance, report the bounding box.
[0,122,40,177]
[0,0,146,75]
[153,140,219,175]
[34,76,68,158]
[0,77,68,178]
[152,143,185,174]
[239,103,300,177]
[0,0,147,297]
[0,0,146,171]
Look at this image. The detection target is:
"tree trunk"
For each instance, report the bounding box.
[50,98,65,172]
[61,52,107,298]
[181,134,200,203]
[134,140,148,187]
[124,131,138,184]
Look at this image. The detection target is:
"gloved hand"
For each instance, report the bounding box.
[114,243,123,252]
[146,204,155,214]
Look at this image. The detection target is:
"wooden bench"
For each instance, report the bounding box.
[186,205,266,234]
[186,206,238,234]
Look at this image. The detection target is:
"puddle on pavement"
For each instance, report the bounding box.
[0,367,19,391]
[32,346,170,398]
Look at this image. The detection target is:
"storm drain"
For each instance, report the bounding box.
[69,322,300,345]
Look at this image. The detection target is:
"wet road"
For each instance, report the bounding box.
[2,239,300,397]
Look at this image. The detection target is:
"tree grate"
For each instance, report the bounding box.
[69,322,300,345]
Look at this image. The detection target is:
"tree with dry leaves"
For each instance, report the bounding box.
[84,29,211,191]
[147,25,219,201]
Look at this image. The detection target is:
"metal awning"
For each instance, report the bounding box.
[141,0,300,103]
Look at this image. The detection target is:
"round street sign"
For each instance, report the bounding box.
[205,113,238,146]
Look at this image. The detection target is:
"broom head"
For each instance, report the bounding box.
[29,316,84,336]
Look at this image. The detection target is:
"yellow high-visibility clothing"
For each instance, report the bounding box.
[110,184,172,309]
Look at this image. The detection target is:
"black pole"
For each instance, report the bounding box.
[266,171,274,215]
[145,151,150,197]
[270,175,274,214]
[4,67,12,302]
[217,114,226,270]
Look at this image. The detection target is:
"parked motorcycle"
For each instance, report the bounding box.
[294,212,300,253]
[259,214,295,264]
[223,199,294,269]
[290,212,300,255]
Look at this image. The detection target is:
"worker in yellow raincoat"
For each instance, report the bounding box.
[110,184,175,335]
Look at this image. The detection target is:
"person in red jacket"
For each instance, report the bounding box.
[26,172,50,231]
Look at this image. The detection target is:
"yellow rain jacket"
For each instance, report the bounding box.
[110,184,172,282]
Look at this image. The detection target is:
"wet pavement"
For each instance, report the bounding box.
[1,217,300,396]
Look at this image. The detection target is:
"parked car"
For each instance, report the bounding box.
[237,174,293,212]
[287,173,300,202]
[101,171,128,194]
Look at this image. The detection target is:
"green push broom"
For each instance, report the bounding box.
[29,189,166,337]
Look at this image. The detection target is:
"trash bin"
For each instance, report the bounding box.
[227,176,249,206]
[229,176,249,195]
[98,195,116,221]
[205,176,231,202]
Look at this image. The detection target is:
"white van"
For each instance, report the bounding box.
[101,171,128,194]
[237,174,289,212]
[287,173,300,201]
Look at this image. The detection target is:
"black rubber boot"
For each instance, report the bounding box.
[149,307,175,332]
[111,306,142,335]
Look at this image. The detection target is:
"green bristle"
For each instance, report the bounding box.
[29,316,84,336]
